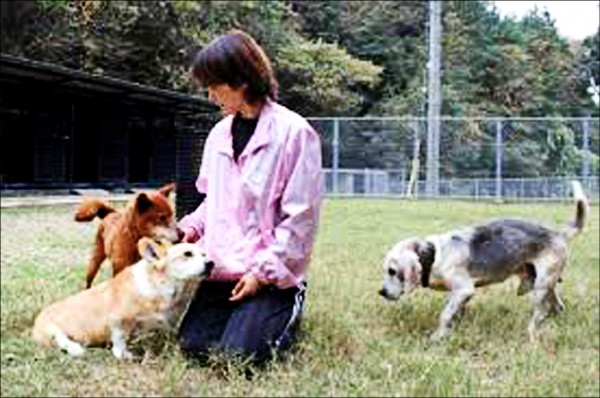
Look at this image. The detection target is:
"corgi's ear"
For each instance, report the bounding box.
[137,237,153,253]
[158,183,175,198]
[138,238,162,262]
[136,193,153,213]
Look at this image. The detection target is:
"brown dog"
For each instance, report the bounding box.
[32,238,214,359]
[75,183,179,288]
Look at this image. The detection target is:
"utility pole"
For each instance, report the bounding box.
[426,0,442,197]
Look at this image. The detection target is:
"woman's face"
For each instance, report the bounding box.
[207,83,246,116]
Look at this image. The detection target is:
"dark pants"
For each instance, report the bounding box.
[177,280,306,366]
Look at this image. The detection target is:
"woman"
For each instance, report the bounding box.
[177,29,323,367]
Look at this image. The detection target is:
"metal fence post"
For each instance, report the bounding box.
[495,119,503,202]
[68,102,75,193]
[385,171,390,195]
[582,118,590,179]
[332,118,340,194]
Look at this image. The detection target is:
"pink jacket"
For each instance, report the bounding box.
[178,100,324,289]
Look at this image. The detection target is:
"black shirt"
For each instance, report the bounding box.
[231,112,259,162]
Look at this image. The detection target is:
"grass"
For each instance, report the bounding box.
[1,198,599,397]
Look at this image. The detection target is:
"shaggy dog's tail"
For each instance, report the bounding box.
[562,180,589,241]
[74,199,116,221]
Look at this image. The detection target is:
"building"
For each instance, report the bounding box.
[0,53,218,216]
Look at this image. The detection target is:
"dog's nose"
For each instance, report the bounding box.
[378,288,387,297]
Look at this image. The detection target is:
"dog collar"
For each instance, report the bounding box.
[417,240,436,288]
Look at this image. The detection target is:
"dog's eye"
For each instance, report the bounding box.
[388,268,396,276]
[184,251,193,257]
[159,215,168,222]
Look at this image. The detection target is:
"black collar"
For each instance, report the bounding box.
[416,240,436,287]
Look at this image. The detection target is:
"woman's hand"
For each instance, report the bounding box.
[177,227,199,243]
[230,274,266,301]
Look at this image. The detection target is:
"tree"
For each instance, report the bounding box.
[1,0,596,125]
[291,1,426,116]
[276,38,382,116]
[574,29,600,113]
[171,1,383,115]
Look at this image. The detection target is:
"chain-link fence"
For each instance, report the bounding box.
[307,117,599,201]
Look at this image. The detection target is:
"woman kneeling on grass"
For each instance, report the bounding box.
[176,29,324,371]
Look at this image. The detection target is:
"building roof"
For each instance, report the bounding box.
[0,53,217,113]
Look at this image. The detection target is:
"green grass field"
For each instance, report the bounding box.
[1,198,598,397]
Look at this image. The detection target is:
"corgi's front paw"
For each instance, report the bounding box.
[67,344,86,357]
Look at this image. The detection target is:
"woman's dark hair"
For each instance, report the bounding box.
[191,29,278,104]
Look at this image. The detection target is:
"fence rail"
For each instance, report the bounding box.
[323,171,599,202]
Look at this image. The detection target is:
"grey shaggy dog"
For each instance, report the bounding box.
[379,181,589,343]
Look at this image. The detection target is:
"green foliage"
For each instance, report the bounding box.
[575,29,600,110]
[442,2,577,117]
[583,29,600,85]
[277,38,382,116]
[35,0,70,11]
[545,124,580,176]
[292,1,427,115]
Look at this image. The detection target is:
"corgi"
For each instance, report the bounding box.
[32,238,214,359]
[75,183,179,288]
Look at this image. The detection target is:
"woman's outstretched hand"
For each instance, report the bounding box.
[178,227,199,243]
